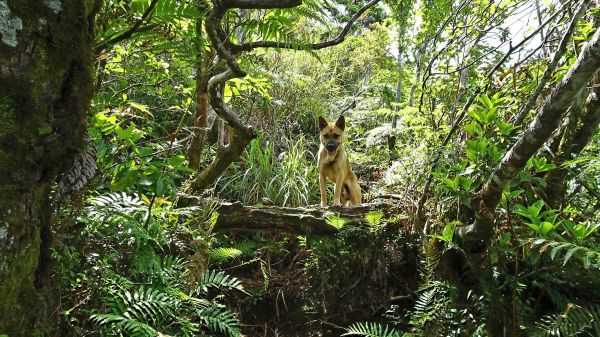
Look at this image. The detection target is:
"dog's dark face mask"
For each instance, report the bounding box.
[318,116,345,155]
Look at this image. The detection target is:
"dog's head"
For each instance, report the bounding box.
[318,116,345,155]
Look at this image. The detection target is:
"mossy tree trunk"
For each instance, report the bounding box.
[0,0,100,335]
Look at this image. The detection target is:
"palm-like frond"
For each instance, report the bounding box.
[529,304,600,337]
[198,305,242,337]
[343,322,401,337]
[196,270,247,294]
[209,247,243,263]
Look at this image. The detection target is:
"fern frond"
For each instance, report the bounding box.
[198,306,242,337]
[529,304,600,337]
[208,247,243,263]
[234,239,258,256]
[342,322,401,337]
[152,0,205,23]
[408,239,450,335]
[196,270,247,294]
[91,313,158,337]
[91,192,145,210]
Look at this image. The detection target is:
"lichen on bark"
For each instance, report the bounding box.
[0,0,22,47]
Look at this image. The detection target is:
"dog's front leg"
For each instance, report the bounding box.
[319,173,328,207]
[333,174,344,206]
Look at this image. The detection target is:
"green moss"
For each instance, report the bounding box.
[83,0,96,16]
[0,99,15,137]
[0,226,41,335]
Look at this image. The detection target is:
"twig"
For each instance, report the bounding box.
[230,0,382,52]
[513,0,588,124]
[96,0,160,52]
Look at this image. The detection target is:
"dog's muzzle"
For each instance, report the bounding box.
[326,142,337,152]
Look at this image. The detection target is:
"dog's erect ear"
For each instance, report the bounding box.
[335,116,345,131]
[318,116,328,131]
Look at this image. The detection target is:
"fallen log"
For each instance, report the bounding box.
[213,201,398,235]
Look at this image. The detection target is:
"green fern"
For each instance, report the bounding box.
[196,270,247,294]
[198,305,242,337]
[92,286,175,337]
[91,269,246,336]
[529,304,600,337]
[91,313,158,337]
[233,239,258,256]
[343,322,401,337]
[409,240,451,335]
[208,247,243,263]
[152,0,205,23]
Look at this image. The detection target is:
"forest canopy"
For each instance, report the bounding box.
[1,0,600,336]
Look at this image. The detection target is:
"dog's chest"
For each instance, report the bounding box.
[319,153,342,181]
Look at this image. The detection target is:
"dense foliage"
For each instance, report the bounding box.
[3,0,599,336]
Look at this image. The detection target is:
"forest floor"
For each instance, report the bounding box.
[219,220,420,337]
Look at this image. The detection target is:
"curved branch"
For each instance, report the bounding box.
[206,4,246,76]
[230,0,381,52]
[207,69,253,136]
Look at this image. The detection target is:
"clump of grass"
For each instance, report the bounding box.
[215,135,319,207]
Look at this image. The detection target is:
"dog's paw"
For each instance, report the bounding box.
[333,200,342,207]
[320,202,328,208]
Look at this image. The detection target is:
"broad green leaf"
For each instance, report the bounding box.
[168,155,186,168]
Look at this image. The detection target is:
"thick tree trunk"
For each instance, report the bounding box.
[458,26,600,250]
[0,1,99,335]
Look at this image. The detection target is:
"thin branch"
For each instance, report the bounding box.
[513,0,588,125]
[221,0,302,9]
[230,0,381,52]
[207,69,253,135]
[96,0,160,52]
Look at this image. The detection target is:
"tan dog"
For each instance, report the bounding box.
[318,116,361,207]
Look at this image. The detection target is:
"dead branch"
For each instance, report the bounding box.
[213,202,398,235]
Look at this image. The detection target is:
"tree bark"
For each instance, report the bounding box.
[457,26,600,250]
[188,87,210,169]
[0,0,99,335]
[543,74,600,208]
[213,202,397,234]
